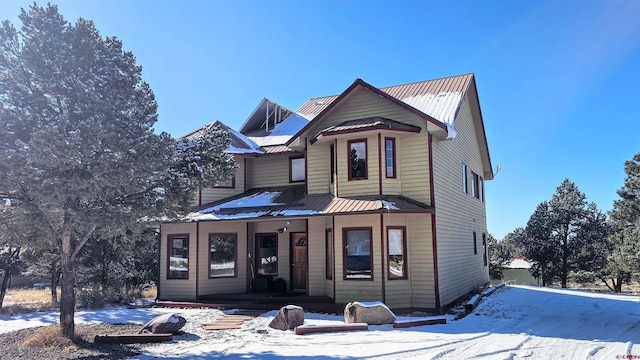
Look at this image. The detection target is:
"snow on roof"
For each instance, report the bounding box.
[248,113,310,147]
[226,127,263,154]
[505,258,533,269]
[400,91,462,139]
[200,192,284,212]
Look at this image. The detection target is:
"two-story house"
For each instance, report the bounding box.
[158,73,493,311]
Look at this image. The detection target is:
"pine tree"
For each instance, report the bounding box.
[605,153,640,292]
[0,4,234,338]
[521,180,608,287]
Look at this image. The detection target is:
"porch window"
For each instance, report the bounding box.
[348,139,368,180]
[167,235,189,279]
[255,234,278,276]
[385,137,396,178]
[387,227,407,279]
[325,229,333,280]
[290,157,305,182]
[209,233,236,278]
[344,228,372,280]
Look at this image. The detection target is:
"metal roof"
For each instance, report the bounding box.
[187,185,432,221]
[311,117,421,144]
[296,74,473,126]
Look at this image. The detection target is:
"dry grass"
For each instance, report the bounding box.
[141,285,157,299]
[22,325,79,349]
[1,288,58,314]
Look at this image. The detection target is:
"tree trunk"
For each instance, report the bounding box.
[60,231,76,339]
[0,267,12,308]
[50,266,61,307]
[614,274,623,293]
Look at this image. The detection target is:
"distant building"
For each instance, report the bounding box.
[502,256,539,286]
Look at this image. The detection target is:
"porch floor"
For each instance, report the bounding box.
[157,292,346,314]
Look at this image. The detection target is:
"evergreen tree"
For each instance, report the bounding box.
[0,4,234,338]
[605,153,640,292]
[521,180,608,287]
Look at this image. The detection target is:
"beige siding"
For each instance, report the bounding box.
[159,222,198,301]
[336,134,380,197]
[246,155,291,188]
[396,134,431,205]
[307,142,331,194]
[432,96,489,306]
[306,87,428,137]
[197,222,248,295]
[197,156,246,205]
[307,217,327,296]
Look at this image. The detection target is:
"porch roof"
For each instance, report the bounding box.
[187,185,432,221]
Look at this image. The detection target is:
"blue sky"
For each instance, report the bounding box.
[2,0,639,240]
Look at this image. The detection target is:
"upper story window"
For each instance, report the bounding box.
[462,163,468,194]
[473,231,478,255]
[385,137,396,178]
[167,235,189,279]
[209,233,237,278]
[348,139,368,180]
[472,172,481,199]
[290,157,305,182]
[213,176,235,189]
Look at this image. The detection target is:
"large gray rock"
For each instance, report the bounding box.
[139,313,187,334]
[268,305,305,330]
[344,301,396,325]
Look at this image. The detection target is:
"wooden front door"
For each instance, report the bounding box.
[290,232,308,292]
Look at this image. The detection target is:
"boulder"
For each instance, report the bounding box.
[268,305,305,330]
[344,301,396,325]
[139,313,187,334]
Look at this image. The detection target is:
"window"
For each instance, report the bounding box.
[167,235,189,279]
[473,231,478,255]
[213,176,235,188]
[482,233,488,267]
[330,143,335,184]
[325,229,333,280]
[462,163,468,193]
[344,228,372,279]
[387,227,407,279]
[209,233,236,278]
[255,234,278,276]
[290,157,305,182]
[480,177,485,202]
[385,138,396,178]
[472,172,480,199]
[348,139,367,180]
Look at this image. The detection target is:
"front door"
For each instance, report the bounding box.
[290,232,308,292]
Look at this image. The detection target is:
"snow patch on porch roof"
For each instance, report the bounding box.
[200,192,284,212]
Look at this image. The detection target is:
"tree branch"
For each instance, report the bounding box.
[71,223,97,261]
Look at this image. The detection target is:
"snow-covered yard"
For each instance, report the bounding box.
[2,285,640,359]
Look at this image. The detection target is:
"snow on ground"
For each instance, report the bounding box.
[2,285,640,359]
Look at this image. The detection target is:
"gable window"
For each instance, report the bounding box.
[385,137,396,178]
[290,157,305,182]
[325,229,333,280]
[462,163,468,194]
[387,227,407,279]
[213,176,235,188]
[255,234,278,276]
[473,231,478,255]
[344,228,372,279]
[348,139,368,180]
[472,172,480,199]
[482,233,488,267]
[168,235,189,279]
[209,233,237,278]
